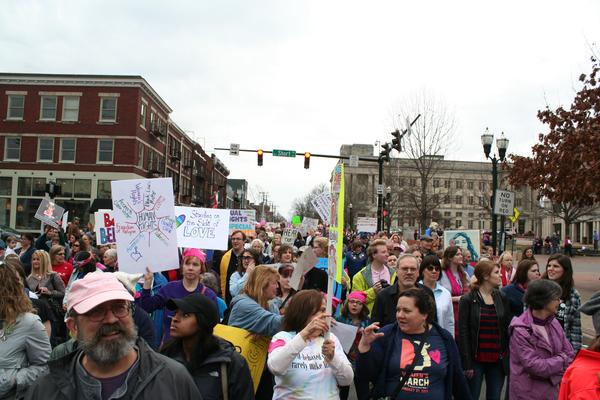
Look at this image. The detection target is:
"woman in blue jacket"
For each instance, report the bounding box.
[356,288,472,400]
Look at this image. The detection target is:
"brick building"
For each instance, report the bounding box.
[0,73,228,232]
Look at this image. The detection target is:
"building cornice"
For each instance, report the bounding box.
[0,73,173,114]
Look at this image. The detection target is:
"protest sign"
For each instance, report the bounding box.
[326,162,345,325]
[299,217,318,236]
[281,228,298,246]
[229,209,256,237]
[95,210,116,245]
[330,322,359,353]
[311,191,331,224]
[34,199,65,229]
[443,229,481,261]
[213,324,269,393]
[111,178,179,274]
[174,206,230,250]
[356,217,377,233]
[61,211,69,231]
[289,247,318,290]
[291,215,301,226]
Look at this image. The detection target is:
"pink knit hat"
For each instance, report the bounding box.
[348,291,367,304]
[183,248,206,264]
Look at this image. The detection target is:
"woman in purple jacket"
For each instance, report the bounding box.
[508,279,575,400]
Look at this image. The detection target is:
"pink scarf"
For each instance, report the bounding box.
[444,269,463,296]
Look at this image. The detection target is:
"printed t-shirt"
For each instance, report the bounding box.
[269,331,344,399]
[385,328,448,399]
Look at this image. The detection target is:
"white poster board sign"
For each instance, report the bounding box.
[95,210,116,245]
[61,211,69,231]
[111,178,179,274]
[443,229,481,261]
[282,228,299,246]
[34,199,65,229]
[311,191,331,224]
[175,206,230,250]
[299,217,319,236]
[356,217,377,233]
[229,209,256,237]
[289,247,318,290]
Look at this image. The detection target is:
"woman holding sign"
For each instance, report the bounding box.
[140,248,218,345]
[267,289,353,399]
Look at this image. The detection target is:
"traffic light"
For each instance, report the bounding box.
[391,129,402,152]
[380,143,391,162]
[257,149,264,166]
[304,152,311,169]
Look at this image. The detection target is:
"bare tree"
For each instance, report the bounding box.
[389,91,457,231]
[290,183,329,220]
[540,201,598,237]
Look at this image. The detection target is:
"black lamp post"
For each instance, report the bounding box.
[481,128,509,255]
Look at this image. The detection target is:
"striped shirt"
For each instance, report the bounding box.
[476,303,502,363]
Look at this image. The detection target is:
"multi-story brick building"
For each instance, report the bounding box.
[0,73,228,232]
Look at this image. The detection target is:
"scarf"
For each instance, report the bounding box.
[444,268,463,296]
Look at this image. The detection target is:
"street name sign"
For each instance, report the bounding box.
[272,149,296,157]
[493,190,515,216]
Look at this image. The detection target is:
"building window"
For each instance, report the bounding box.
[468,212,474,217]
[433,179,440,188]
[4,137,21,161]
[16,199,42,230]
[444,211,451,217]
[97,180,112,199]
[455,219,462,228]
[7,95,25,120]
[74,179,91,198]
[456,180,463,189]
[140,103,147,128]
[479,196,485,206]
[479,181,487,191]
[468,196,474,205]
[40,96,57,120]
[17,177,46,197]
[62,96,80,122]
[515,198,522,207]
[137,143,144,168]
[456,212,463,217]
[468,220,474,229]
[409,178,417,186]
[98,139,114,163]
[60,138,76,162]
[467,181,474,190]
[38,138,54,162]
[444,195,450,204]
[455,196,463,204]
[444,180,450,189]
[100,97,117,122]
[0,177,11,196]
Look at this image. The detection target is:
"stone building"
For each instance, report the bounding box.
[341,144,541,235]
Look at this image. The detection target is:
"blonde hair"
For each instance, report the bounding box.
[49,245,65,265]
[313,237,328,253]
[243,265,279,310]
[497,251,513,267]
[30,250,53,277]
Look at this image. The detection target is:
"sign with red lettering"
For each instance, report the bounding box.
[95,209,116,245]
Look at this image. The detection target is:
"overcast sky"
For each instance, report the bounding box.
[2,0,599,217]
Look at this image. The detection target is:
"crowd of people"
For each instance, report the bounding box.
[0,219,599,400]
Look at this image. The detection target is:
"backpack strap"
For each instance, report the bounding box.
[220,362,228,400]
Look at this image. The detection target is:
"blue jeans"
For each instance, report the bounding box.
[468,360,505,400]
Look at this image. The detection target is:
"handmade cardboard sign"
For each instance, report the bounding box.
[174,206,230,250]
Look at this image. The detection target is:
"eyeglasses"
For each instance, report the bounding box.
[425,265,441,272]
[83,303,131,322]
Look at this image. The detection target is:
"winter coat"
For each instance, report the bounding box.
[227,294,282,337]
[458,288,512,372]
[561,287,582,351]
[508,310,575,400]
[355,322,472,400]
[0,313,51,400]
[558,348,600,400]
[25,338,201,400]
[501,283,526,316]
[371,282,436,327]
[163,337,254,400]
[351,264,396,313]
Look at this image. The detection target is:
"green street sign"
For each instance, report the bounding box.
[272,149,297,157]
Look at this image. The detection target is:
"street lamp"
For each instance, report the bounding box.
[481,128,510,255]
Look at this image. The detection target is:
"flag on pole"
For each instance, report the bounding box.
[335,163,344,284]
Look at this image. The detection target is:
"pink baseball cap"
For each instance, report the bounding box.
[348,291,367,304]
[67,271,134,314]
[183,248,206,264]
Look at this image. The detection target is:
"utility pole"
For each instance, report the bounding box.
[259,192,269,221]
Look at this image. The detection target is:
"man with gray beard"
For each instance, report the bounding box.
[26,272,201,400]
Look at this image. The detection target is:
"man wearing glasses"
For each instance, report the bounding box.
[371,254,436,326]
[219,230,247,303]
[26,272,200,399]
